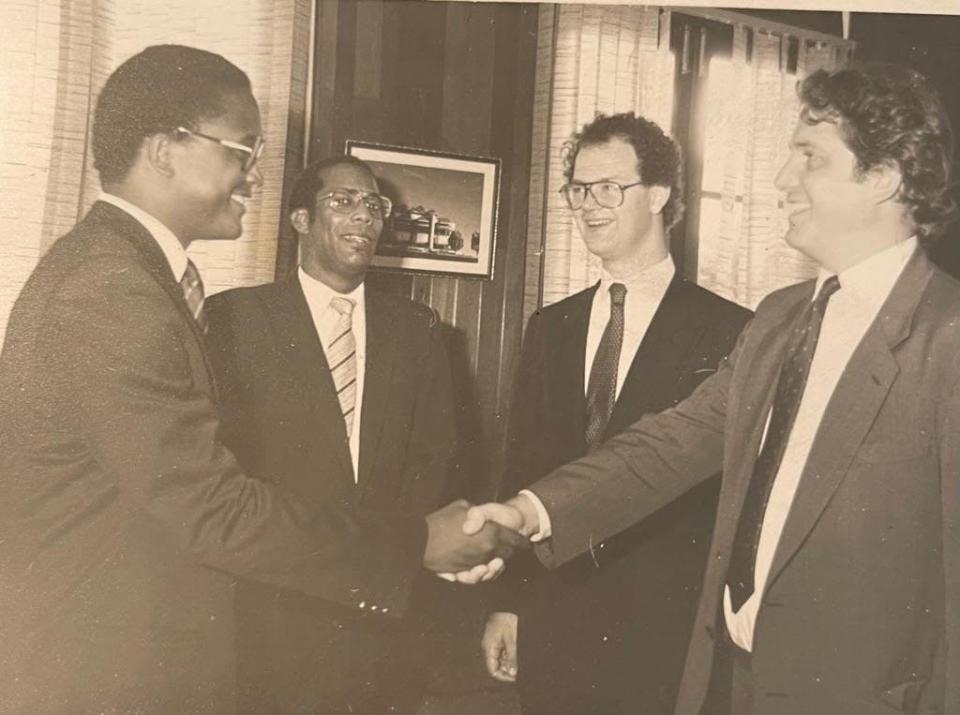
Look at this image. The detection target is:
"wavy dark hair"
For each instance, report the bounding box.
[92,45,251,184]
[799,63,957,243]
[562,111,684,230]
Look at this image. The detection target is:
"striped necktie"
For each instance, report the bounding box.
[180,259,208,333]
[327,297,358,438]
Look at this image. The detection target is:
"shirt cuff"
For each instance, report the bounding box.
[517,489,552,542]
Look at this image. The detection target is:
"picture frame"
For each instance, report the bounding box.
[345,140,501,279]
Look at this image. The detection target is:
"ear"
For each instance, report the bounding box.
[647,186,671,215]
[865,161,903,205]
[290,208,311,234]
[144,133,176,178]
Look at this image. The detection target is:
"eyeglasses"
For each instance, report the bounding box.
[559,180,645,210]
[317,189,393,220]
[175,126,265,173]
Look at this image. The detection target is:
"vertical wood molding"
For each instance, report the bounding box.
[353,0,383,99]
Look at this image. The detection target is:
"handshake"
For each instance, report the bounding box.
[422,495,541,584]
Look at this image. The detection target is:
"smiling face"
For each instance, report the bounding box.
[571,138,669,274]
[168,89,264,242]
[295,162,383,293]
[775,117,895,272]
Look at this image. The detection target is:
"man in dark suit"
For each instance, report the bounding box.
[468,64,960,714]
[481,113,750,714]
[205,155,458,714]
[0,45,515,715]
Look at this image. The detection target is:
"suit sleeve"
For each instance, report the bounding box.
[530,320,748,568]
[44,258,426,615]
[938,368,960,713]
[400,311,458,512]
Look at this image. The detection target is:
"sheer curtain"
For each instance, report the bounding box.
[0,0,311,341]
[524,4,676,320]
[695,26,851,308]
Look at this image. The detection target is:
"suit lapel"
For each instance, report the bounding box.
[764,251,932,590]
[94,201,218,399]
[608,279,702,435]
[556,286,595,445]
[357,289,399,492]
[266,278,355,485]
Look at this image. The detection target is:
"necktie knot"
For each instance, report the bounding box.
[814,275,841,308]
[330,296,355,317]
[609,282,627,307]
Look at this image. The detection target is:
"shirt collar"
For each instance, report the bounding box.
[100,193,189,282]
[297,266,366,310]
[815,237,918,306]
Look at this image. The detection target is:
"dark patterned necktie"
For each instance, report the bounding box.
[727,275,841,611]
[327,297,357,438]
[585,282,627,450]
[180,259,208,333]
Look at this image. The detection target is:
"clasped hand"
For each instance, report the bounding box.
[424,497,536,584]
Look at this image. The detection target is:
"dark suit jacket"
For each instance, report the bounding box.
[205,277,457,714]
[0,202,428,715]
[531,250,960,715]
[502,277,750,714]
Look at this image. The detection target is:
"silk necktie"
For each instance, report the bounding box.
[327,297,358,438]
[180,259,208,333]
[727,275,841,611]
[585,282,627,450]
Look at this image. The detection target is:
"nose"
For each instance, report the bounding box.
[246,163,264,190]
[774,155,796,192]
[351,201,374,225]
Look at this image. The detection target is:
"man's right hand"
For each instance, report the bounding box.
[481,611,518,682]
[423,500,526,575]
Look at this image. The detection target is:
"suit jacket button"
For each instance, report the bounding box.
[358,601,366,609]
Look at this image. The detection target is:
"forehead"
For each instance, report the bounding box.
[789,117,850,153]
[573,138,640,181]
[198,89,262,138]
[316,163,378,193]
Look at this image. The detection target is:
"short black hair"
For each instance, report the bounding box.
[562,111,684,230]
[799,63,957,243]
[92,45,252,184]
[288,155,377,218]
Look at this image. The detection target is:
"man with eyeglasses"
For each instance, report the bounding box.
[205,155,461,714]
[0,45,518,714]
[481,112,750,715]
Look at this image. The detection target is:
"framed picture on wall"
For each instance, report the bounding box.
[345,140,500,279]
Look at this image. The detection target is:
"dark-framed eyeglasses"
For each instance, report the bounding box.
[317,189,393,220]
[559,180,645,210]
[175,126,265,173]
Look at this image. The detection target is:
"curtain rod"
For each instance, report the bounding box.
[672,6,856,49]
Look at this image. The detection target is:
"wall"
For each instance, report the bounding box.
[287,0,539,498]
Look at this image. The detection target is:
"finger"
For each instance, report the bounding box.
[483,644,501,679]
[454,562,490,584]
[491,666,516,683]
[478,557,505,582]
[463,502,522,535]
[435,572,457,582]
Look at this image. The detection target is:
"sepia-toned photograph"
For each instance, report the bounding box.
[1,1,959,714]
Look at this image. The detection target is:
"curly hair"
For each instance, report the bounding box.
[288,155,377,219]
[92,45,251,185]
[799,63,957,243]
[562,112,684,230]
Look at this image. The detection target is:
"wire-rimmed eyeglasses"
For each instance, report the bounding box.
[317,189,393,220]
[175,126,265,173]
[559,180,645,210]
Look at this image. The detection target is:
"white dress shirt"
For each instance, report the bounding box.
[298,267,366,480]
[723,237,918,651]
[522,255,676,541]
[584,255,676,399]
[100,193,188,282]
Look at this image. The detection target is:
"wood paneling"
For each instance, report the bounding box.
[285,0,539,497]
